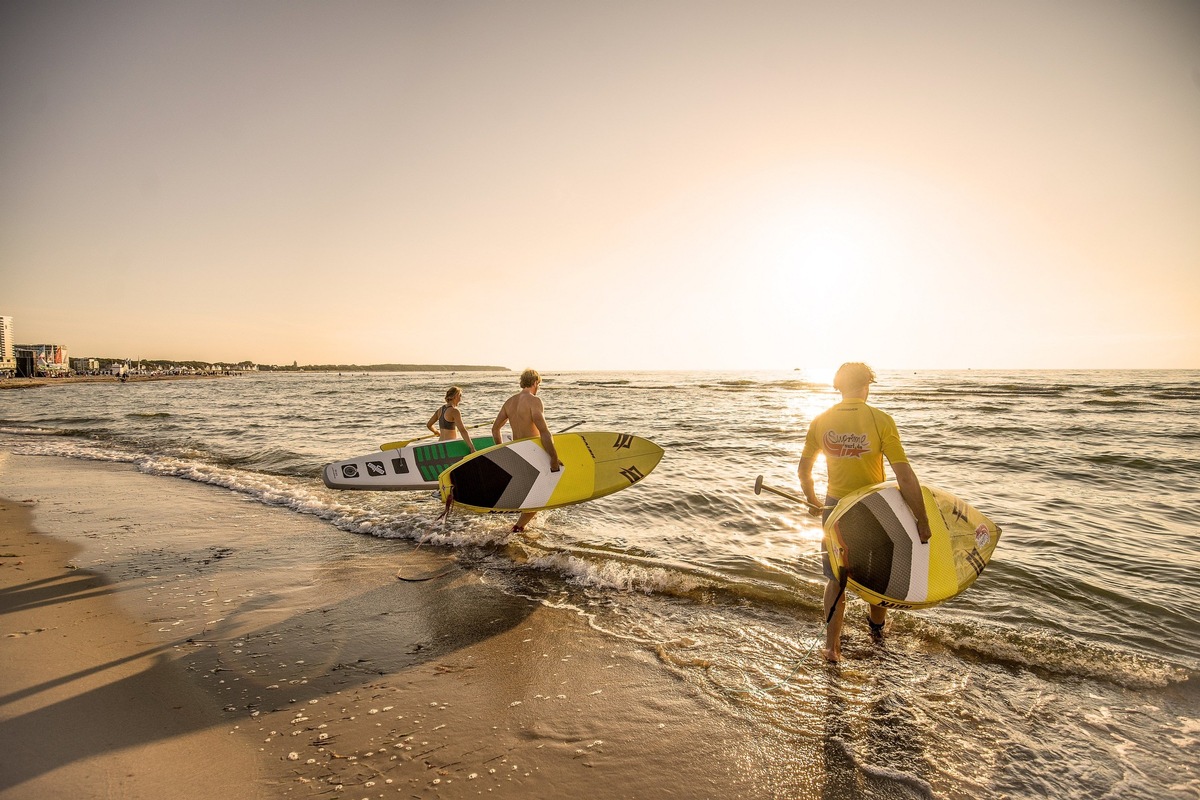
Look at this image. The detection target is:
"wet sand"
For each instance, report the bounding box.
[0,454,761,799]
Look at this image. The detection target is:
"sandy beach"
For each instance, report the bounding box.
[0,454,764,800]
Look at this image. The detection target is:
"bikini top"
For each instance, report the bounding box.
[438,404,455,430]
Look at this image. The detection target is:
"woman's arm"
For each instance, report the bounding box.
[452,408,475,451]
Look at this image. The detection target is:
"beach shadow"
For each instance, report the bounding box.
[201,568,537,697]
[0,564,534,792]
[0,569,124,615]
[0,652,214,792]
[861,689,931,796]
[820,670,861,799]
[820,659,933,800]
[0,641,184,708]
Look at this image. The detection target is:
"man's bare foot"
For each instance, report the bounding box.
[822,647,841,663]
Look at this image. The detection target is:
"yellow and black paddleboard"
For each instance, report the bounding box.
[438,432,663,513]
[825,482,1001,609]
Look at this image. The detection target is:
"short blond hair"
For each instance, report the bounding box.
[444,386,461,402]
[833,362,876,392]
[519,368,540,388]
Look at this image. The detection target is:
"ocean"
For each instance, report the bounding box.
[2,369,1197,799]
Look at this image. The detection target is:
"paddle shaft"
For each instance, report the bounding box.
[381,423,488,451]
[754,476,828,513]
[385,420,584,451]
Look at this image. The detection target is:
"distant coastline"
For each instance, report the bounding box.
[265,363,510,373]
[1,364,511,390]
[0,373,237,390]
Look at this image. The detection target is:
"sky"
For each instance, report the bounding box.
[2,0,1198,371]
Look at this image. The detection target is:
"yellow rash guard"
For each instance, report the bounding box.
[802,399,908,498]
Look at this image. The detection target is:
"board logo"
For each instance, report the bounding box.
[613,434,634,449]
[823,431,870,458]
[619,465,645,484]
[366,461,386,477]
[975,524,990,549]
[342,464,360,478]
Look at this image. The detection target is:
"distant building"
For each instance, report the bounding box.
[70,357,101,374]
[0,316,15,376]
[15,343,70,377]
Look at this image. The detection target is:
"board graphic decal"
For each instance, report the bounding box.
[825,482,1001,609]
[439,432,664,514]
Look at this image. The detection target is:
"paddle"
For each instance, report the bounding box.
[753,475,829,513]
[383,419,584,451]
[379,424,488,451]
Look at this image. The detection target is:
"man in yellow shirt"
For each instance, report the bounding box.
[798,362,931,663]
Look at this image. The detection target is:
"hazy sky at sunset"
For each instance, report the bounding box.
[2,1,1198,370]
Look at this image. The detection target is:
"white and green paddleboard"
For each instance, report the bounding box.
[323,435,504,491]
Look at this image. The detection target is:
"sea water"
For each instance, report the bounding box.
[2,369,1197,799]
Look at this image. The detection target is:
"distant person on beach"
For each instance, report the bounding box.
[797,362,932,663]
[492,368,560,533]
[427,386,476,451]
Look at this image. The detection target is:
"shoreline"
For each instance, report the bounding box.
[0,374,239,390]
[0,454,761,799]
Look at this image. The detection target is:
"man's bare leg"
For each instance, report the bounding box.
[823,578,845,662]
[868,604,887,639]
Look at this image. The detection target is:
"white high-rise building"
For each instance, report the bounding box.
[0,316,15,376]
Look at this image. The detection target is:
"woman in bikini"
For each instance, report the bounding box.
[426,386,475,450]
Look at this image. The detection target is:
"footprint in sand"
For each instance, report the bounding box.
[7,627,48,637]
